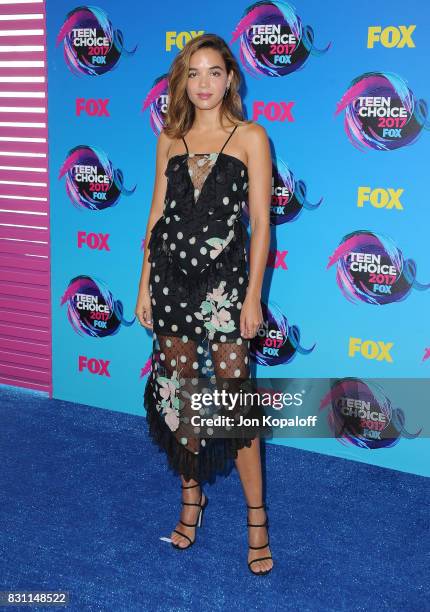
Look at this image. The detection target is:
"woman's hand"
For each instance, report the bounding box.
[240,292,263,339]
[135,286,153,330]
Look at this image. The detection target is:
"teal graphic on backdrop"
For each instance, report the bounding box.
[59,145,136,211]
[56,5,137,76]
[335,71,429,151]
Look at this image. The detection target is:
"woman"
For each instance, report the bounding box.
[135,33,273,575]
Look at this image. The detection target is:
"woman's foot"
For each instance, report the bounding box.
[170,483,207,549]
[247,505,273,574]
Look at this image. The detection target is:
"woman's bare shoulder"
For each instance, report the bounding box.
[157,128,178,159]
[239,121,269,162]
[240,120,268,142]
[158,127,175,147]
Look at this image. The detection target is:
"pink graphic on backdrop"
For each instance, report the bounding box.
[60,275,135,337]
[142,76,169,135]
[250,301,315,366]
[335,71,429,151]
[327,230,430,305]
[56,6,137,76]
[231,0,330,78]
[320,378,422,449]
[59,145,136,211]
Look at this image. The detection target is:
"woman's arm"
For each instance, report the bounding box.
[135,130,171,329]
[240,123,272,339]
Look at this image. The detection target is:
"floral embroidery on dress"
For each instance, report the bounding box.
[156,370,181,432]
[205,229,235,259]
[193,280,238,340]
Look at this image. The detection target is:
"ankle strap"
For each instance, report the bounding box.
[249,542,269,550]
[247,504,265,509]
[182,483,200,489]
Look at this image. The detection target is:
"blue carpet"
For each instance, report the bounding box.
[0,384,428,612]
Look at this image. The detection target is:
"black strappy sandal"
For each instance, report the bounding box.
[171,482,209,550]
[247,503,273,575]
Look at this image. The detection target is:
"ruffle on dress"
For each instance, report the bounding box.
[147,218,248,307]
[144,372,255,484]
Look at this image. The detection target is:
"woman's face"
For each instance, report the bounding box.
[186,47,232,110]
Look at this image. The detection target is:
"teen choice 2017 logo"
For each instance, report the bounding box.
[58,145,136,211]
[250,301,315,366]
[56,6,137,76]
[231,0,331,77]
[142,76,169,134]
[60,276,135,337]
[270,159,323,224]
[327,230,430,305]
[320,378,422,449]
[335,71,429,151]
[242,160,323,224]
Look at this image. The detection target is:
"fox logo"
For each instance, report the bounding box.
[367,26,416,49]
[348,337,393,362]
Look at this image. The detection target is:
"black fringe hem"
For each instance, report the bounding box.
[143,374,255,484]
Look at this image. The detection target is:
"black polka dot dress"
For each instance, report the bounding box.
[144,124,257,483]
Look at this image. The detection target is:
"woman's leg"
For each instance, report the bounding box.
[170,475,206,548]
[155,334,206,547]
[235,437,273,573]
[207,336,273,571]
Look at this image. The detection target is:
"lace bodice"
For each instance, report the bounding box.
[186,153,219,204]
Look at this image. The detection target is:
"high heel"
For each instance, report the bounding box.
[171,482,209,550]
[247,503,273,575]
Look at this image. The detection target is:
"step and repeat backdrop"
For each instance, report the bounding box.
[46,0,430,476]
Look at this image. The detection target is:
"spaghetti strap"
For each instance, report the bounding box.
[182,135,189,154]
[182,124,238,156]
[219,124,239,154]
